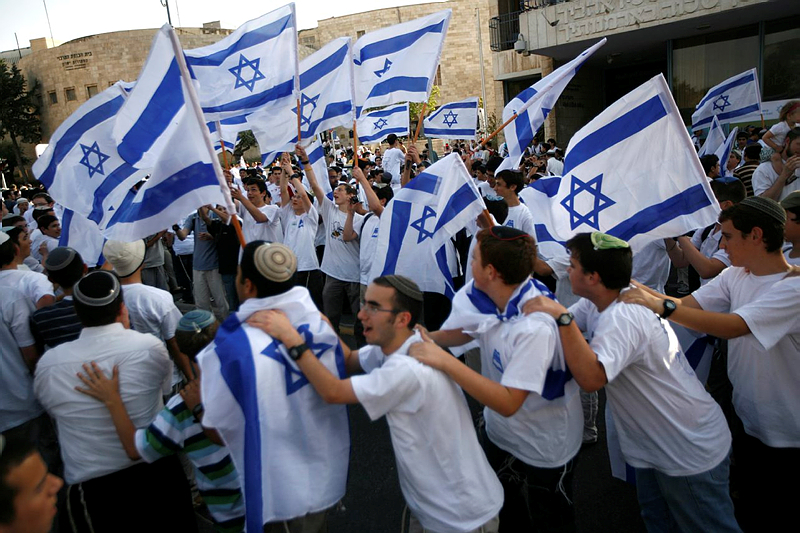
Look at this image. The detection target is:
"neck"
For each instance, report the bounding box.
[745,251,792,276]
[120,271,143,285]
[588,287,620,312]
[486,281,518,313]
[505,194,520,207]
[380,328,414,356]
[0,261,16,271]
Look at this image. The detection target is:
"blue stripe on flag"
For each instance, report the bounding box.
[607,184,712,241]
[201,79,295,115]
[435,244,455,299]
[214,314,264,533]
[541,367,572,400]
[404,172,439,194]
[563,95,667,175]
[367,105,408,118]
[513,109,534,153]
[107,162,218,225]
[534,224,565,246]
[58,209,73,247]
[381,200,412,275]
[692,103,761,128]
[358,127,408,143]
[696,72,755,108]
[87,164,141,224]
[303,101,353,137]
[355,20,447,63]
[426,101,477,121]
[433,182,480,233]
[300,42,349,88]
[185,14,293,67]
[37,96,125,188]
[308,143,325,164]
[424,128,476,136]
[529,177,561,197]
[117,59,183,164]
[366,77,431,100]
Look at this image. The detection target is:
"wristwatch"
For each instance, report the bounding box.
[660,299,677,319]
[287,342,309,361]
[556,312,574,327]
[299,159,310,166]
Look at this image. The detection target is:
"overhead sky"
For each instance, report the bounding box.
[1,0,440,52]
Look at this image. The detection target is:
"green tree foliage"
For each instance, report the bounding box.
[0,60,41,182]
[409,85,440,123]
[234,129,257,159]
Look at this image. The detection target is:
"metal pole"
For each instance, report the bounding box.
[160,0,173,26]
[42,0,55,45]
[14,33,22,59]
[476,8,488,133]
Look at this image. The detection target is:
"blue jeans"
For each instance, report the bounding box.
[635,451,741,533]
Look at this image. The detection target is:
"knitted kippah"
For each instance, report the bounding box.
[254,242,297,282]
[382,275,423,302]
[739,196,786,224]
[74,271,121,307]
[177,309,216,333]
[44,247,78,272]
[780,191,800,211]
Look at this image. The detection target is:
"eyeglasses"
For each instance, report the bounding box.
[360,301,399,315]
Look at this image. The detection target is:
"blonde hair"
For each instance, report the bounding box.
[778,100,800,123]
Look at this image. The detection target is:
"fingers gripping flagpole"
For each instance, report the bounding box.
[412,103,427,143]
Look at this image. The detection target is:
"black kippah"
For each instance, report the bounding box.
[74,271,121,307]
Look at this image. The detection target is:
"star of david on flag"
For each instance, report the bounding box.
[537,74,719,252]
[374,118,389,130]
[293,93,319,128]
[355,102,409,144]
[260,323,337,395]
[78,141,110,178]
[691,68,761,130]
[370,153,484,297]
[185,3,299,120]
[423,97,479,140]
[374,59,392,78]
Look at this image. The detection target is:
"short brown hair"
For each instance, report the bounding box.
[476,227,537,285]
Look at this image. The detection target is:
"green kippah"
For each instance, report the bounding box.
[177,309,216,333]
[591,232,629,250]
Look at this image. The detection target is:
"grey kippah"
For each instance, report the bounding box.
[739,196,786,224]
[254,242,297,282]
[382,275,423,302]
[73,271,121,307]
[177,309,216,332]
[44,247,78,272]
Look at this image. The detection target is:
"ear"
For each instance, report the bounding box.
[750,226,764,243]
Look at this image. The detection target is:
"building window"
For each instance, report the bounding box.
[65,87,77,102]
[48,91,58,105]
[434,65,442,86]
[86,85,98,98]
[356,30,365,38]
[108,81,115,87]
[763,19,800,102]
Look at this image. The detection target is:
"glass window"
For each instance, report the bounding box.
[672,26,759,124]
[86,85,98,98]
[763,19,800,101]
[65,87,77,102]
[48,91,58,105]
[356,30,365,38]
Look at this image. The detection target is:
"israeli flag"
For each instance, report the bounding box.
[208,115,247,154]
[247,36,354,155]
[34,26,232,242]
[353,10,451,115]
[546,74,720,252]
[370,153,484,297]
[355,102,409,144]
[497,38,606,173]
[58,209,106,268]
[518,177,569,260]
[423,97,479,140]
[185,3,299,121]
[716,127,739,178]
[691,68,761,130]
[698,116,725,157]
[304,136,332,199]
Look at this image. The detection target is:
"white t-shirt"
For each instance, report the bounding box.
[768,120,794,146]
[503,204,536,236]
[34,323,171,483]
[690,225,731,285]
[238,203,283,244]
[319,198,362,282]
[631,239,670,294]
[784,245,800,266]
[570,297,731,475]
[0,287,43,432]
[121,283,181,342]
[280,204,320,272]
[351,333,503,532]
[30,234,58,262]
[477,180,494,198]
[692,267,800,447]
[752,161,800,201]
[0,268,55,307]
[359,213,381,286]
[382,147,404,188]
[546,158,564,176]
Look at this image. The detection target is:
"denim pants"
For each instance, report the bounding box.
[635,451,741,533]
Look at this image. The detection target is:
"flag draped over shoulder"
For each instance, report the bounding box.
[353,10,451,115]
[691,68,761,130]
[423,97,479,140]
[247,36,354,155]
[355,102,409,144]
[185,3,299,121]
[370,153,484,297]
[544,74,720,252]
[497,38,606,173]
[33,25,232,242]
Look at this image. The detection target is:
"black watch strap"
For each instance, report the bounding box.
[660,299,677,319]
[287,343,309,361]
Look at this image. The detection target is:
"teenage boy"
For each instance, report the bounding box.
[781,191,800,265]
[493,170,535,236]
[231,178,282,244]
[247,275,504,533]
[524,232,739,533]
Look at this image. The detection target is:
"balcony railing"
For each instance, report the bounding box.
[489,11,521,52]
[521,0,569,10]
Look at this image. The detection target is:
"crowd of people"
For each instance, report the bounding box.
[1,103,799,533]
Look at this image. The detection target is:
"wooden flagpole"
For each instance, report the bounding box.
[479,112,518,147]
[412,103,427,144]
[353,120,360,163]
[297,97,303,143]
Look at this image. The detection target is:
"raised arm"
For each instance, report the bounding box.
[353,166,383,216]
[674,236,726,279]
[296,144,325,205]
[231,187,268,222]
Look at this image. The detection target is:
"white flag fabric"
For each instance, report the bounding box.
[208,115,247,153]
[58,209,106,268]
[353,10,451,115]
[498,39,606,173]
[185,3,299,121]
[715,127,739,178]
[370,153,484,297]
[422,97,479,140]
[247,36,354,155]
[698,116,725,157]
[355,102,409,144]
[34,25,232,242]
[303,136,332,199]
[543,74,720,252]
[197,287,349,533]
[691,68,761,130]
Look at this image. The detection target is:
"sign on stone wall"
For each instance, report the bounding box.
[56,51,92,71]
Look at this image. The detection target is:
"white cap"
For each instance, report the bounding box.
[102,240,146,278]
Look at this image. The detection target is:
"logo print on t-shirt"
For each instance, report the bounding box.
[505,219,515,228]
[492,349,504,374]
[298,219,304,229]
[330,220,345,239]
[371,227,379,238]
